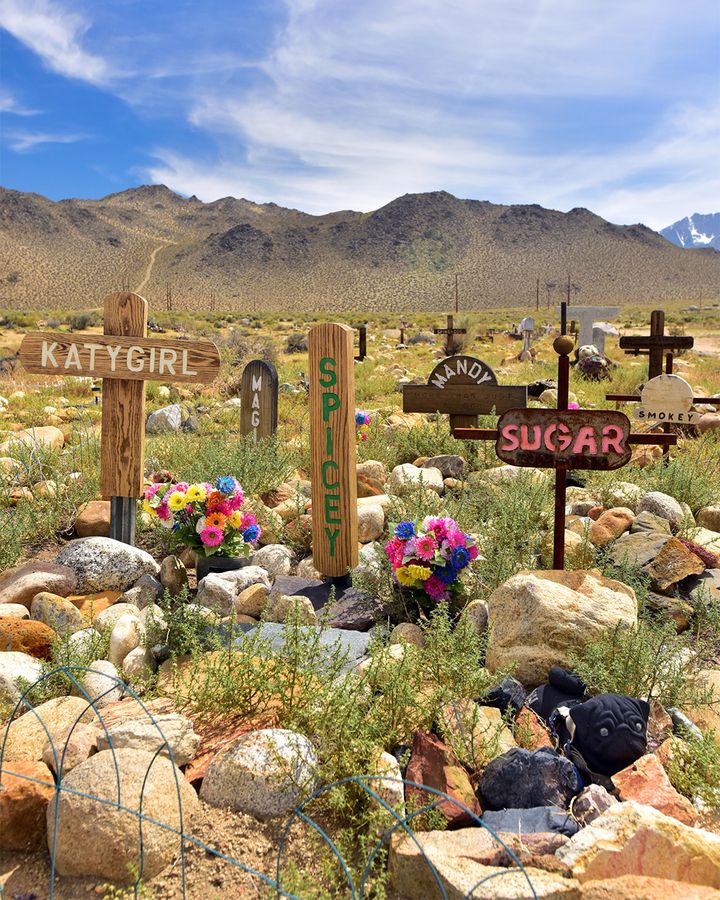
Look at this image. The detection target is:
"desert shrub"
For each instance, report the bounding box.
[285,333,308,353]
[665,729,720,809]
[407,333,435,345]
[68,311,99,331]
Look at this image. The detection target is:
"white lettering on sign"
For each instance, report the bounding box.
[431,358,493,389]
[84,343,103,367]
[64,344,82,370]
[41,341,59,367]
[635,408,700,424]
[127,346,145,372]
[106,345,122,372]
[181,350,196,376]
[159,348,177,375]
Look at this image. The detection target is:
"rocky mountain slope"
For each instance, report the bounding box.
[1,185,718,311]
[661,213,720,251]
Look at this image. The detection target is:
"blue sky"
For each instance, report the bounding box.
[0,0,718,229]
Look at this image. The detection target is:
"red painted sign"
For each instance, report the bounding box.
[496,408,632,470]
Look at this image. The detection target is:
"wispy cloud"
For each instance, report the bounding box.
[0,89,40,116]
[0,0,108,84]
[6,130,88,152]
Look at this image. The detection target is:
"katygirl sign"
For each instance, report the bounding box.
[309,323,359,577]
[496,408,632,470]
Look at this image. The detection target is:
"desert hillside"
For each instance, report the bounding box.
[1,185,718,311]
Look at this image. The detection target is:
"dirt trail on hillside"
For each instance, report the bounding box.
[136,242,174,294]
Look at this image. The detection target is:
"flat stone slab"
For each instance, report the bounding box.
[233,623,370,673]
[608,532,671,568]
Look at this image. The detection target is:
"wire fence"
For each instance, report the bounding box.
[1,666,539,899]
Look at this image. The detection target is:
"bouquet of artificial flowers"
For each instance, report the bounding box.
[355,410,371,445]
[385,516,478,611]
[143,475,261,557]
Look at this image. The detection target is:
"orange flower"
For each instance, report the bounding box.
[207,491,224,508]
[206,512,227,529]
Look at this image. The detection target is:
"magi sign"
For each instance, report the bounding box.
[496,408,632,470]
[309,323,358,578]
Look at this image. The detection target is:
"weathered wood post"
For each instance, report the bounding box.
[240,359,278,441]
[309,323,358,579]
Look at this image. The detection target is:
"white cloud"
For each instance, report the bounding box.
[0,0,108,84]
[6,130,88,152]
[0,89,40,115]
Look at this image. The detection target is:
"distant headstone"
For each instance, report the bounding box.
[240,359,278,441]
[519,316,535,360]
[562,306,619,349]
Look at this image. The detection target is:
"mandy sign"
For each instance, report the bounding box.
[19,333,220,383]
[496,408,632,470]
[309,323,358,578]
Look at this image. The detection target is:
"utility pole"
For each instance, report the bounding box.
[454,274,459,314]
[536,277,540,311]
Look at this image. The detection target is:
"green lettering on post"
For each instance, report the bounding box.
[325,493,341,525]
[322,392,340,421]
[322,459,339,489]
[319,357,337,387]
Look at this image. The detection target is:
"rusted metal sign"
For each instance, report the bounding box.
[495,408,632,470]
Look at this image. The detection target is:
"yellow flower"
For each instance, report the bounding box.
[395,566,415,587]
[227,510,243,529]
[407,564,431,583]
[167,491,187,511]
[186,484,206,503]
[142,500,155,516]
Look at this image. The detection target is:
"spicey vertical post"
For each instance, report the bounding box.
[100,292,148,545]
[309,323,359,579]
[553,306,574,570]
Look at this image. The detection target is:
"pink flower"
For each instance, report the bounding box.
[156,502,170,521]
[171,482,189,494]
[468,544,479,561]
[385,538,404,568]
[145,484,161,499]
[200,526,224,547]
[446,529,467,549]
[241,512,257,529]
[424,516,448,539]
[209,501,232,517]
[415,533,437,561]
[229,493,245,511]
[424,575,448,602]
[568,402,580,410]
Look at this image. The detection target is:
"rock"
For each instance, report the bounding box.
[95,713,200,766]
[42,722,99,774]
[125,573,163,610]
[265,593,317,624]
[389,622,425,648]
[200,728,318,819]
[698,506,720,533]
[438,699,516,770]
[608,532,671,568]
[486,570,637,687]
[92,602,141,633]
[235,623,370,674]
[637,491,686,528]
[296,555,323,579]
[389,828,576,900]
[108,614,144,667]
[196,566,271,616]
[69,589,122,622]
[645,537,705,591]
[480,747,582,810]
[284,514,313,548]
[604,482,643,511]
[0,760,55,850]
[78,660,124,706]
[388,463,444,495]
[514,708,554,751]
[159,555,187,596]
[0,425,64,453]
[682,669,720,745]
[251,544,295,577]
[146,403,183,434]
[686,569,720,605]
[0,560,77,609]
[580,875,720,899]
[630,511,672,535]
[482,806,579,837]
[234,583,270,617]
[589,508,635,547]
[461,598,489,636]
[645,592,693,632]
[405,731,481,827]
[326,589,385,630]
[357,503,385,542]
[1,695,96,762]
[122,645,156,680]
[30,591,85,635]
[0,617,56,659]
[0,651,43,704]
[423,455,466,479]
[571,784,618,826]
[556,800,720,886]
[698,413,720,433]
[0,602,30,619]
[612,754,696,825]
[75,500,111,537]
[56,537,160,593]
[48,748,199,881]
[357,460,387,483]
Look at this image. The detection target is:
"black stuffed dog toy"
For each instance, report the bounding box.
[526,667,650,784]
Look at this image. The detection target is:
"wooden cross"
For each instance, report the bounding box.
[19,292,220,544]
[452,304,676,569]
[434,315,467,356]
[618,310,694,380]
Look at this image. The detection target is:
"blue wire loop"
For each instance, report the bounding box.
[1,665,537,899]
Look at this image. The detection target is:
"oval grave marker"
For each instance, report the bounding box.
[240,360,278,440]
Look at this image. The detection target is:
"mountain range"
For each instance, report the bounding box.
[1,185,718,312]
[661,213,720,251]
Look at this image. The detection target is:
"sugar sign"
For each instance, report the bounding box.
[309,323,358,577]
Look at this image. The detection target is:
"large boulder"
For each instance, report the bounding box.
[479,747,582,810]
[0,617,56,659]
[200,728,318,819]
[75,500,111,537]
[388,463,444,495]
[405,730,481,827]
[0,560,77,609]
[47,748,199,881]
[0,425,65,454]
[1,695,96,762]
[422,455,466,479]
[30,591,85,635]
[145,403,183,434]
[196,566,271,616]
[250,544,294,578]
[94,713,200,767]
[637,492,686,529]
[612,754,696,825]
[609,532,672,568]
[0,651,43,704]
[486,570,637,686]
[0,759,55,850]
[556,800,720,887]
[56,537,160,593]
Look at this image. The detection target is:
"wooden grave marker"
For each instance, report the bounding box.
[403,354,528,431]
[355,324,368,362]
[618,310,694,380]
[561,305,619,349]
[632,374,701,426]
[452,305,676,569]
[239,359,278,441]
[309,323,358,579]
[434,315,466,356]
[19,291,221,544]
